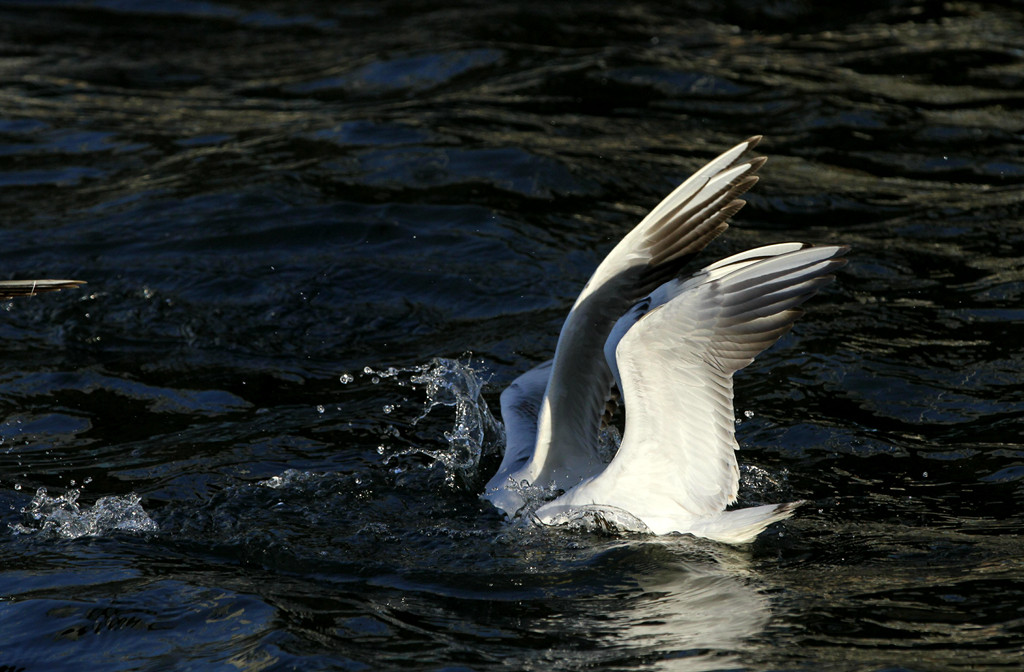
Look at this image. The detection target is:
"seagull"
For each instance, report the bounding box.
[0,279,85,300]
[482,138,847,543]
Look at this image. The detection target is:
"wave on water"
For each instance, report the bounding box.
[10,486,158,539]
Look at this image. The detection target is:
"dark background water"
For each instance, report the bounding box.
[1,1,1023,670]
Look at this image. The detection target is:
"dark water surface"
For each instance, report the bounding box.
[2,1,1023,670]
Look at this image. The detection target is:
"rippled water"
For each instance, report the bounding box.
[2,1,1023,670]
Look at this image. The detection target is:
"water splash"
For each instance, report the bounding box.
[405,357,504,487]
[10,487,158,539]
[363,357,504,488]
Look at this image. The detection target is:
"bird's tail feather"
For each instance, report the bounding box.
[692,501,804,544]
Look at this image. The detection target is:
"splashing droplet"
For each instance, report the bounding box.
[11,487,157,539]
[404,357,504,488]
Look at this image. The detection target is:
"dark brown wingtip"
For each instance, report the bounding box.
[746,155,768,172]
[730,175,760,199]
[744,135,763,150]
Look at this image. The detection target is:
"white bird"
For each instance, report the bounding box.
[0,279,85,300]
[482,138,847,543]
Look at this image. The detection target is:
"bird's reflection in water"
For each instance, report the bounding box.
[535,540,770,671]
